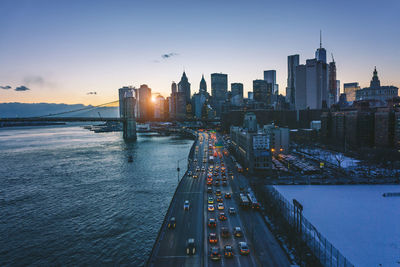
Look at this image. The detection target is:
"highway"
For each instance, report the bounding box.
[147,131,290,267]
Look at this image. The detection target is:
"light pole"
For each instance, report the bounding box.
[177,157,188,183]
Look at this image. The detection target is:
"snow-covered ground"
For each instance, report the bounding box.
[298,147,360,168]
[275,185,400,267]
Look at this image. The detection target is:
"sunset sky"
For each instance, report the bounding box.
[0,0,399,105]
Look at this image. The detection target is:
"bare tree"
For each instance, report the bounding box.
[334,153,346,169]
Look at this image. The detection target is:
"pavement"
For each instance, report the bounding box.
[147,132,291,267]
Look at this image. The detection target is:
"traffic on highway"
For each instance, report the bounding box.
[147,131,290,267]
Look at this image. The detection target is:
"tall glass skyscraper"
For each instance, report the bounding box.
[286,54,299,108]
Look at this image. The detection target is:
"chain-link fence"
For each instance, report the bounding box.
[265,186,354,267]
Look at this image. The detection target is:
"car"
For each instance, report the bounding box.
[207,187,213,194]
[210,247,221,261]
[208,204,215,212]
[196,167,200,172]
[234,227,243,237]
[238,242,250,255]
[224,245,234,258]
[225,192,232,199]
[194,159,197,163]
[168,217,176,229]
[193,174,198,179]
[201,166,206,172]
[207,179,213,185]
[208,233,218,244]
[208,218,216,228]
[217,203,224,210]
[219,212,227,221]
[222,181,227,186]
[208,196,214,204]
[221,227,230,237]
[188,171,192,177]
[222,176,227,181]
[214,180,220,186]
[229,207,236,214]
[216,189,222,196]
[216,196,223,203]
[184,200,190,211]
[186,238,196,255]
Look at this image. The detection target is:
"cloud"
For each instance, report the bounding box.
[0,85,11,89]
[24,75,44,86]
[15,85,30,91]
[161,52,179,59]
[87,91,97,95]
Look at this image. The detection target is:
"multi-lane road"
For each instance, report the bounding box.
[147,131,290,267]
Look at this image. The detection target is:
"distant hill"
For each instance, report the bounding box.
[0,103,119,118]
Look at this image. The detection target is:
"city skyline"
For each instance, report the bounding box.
[0,0,399,105]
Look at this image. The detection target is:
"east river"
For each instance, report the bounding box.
[0,124,193,266]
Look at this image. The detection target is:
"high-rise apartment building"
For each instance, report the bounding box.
[286,55,299,108]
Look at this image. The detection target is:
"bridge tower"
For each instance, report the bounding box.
[122,91,137,140]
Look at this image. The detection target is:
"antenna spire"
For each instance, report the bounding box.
[320,30,322,49]
[331,53,335,63]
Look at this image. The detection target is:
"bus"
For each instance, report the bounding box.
[247,191,260,210]
[239,193,250,209]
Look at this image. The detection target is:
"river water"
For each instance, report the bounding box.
[0,124,193,266]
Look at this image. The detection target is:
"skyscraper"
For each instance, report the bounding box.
[295,59,329,110]
[178,71,191,103]
[315,31,327,63]
[343,82,360,102]
[169,82,177,119]
[199,74,207,94]
[138,84,152,120]
[286,55,299,108]
[211,73,228,115]
[328,57,337,106]
[263,70,279,96]
[211,73,228,100]
[253,80,272,105]
[231,83,244,106]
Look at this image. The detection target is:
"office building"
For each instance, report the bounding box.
[286,55,300,108]
[211,73,228,115]
[328,58,337,106]
[199,74,207,94]
[248,92,253,100]
[178,71,191,103]
[343,82,360,103]
[230,115,271,173]
[264,70,278,96]
[138,84,152,120]
[356,67,398,105]
[154,95,166,119]
[315,31,327,63]
[231,83,244,106]
[263,124,290,154]
[253,80,272,106]
[295,58,329,109]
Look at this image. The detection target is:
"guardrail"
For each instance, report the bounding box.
[145,132,198,266]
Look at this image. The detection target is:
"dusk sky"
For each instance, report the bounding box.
[0,0,399,105]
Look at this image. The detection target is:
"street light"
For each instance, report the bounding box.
[177,157,188,183]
